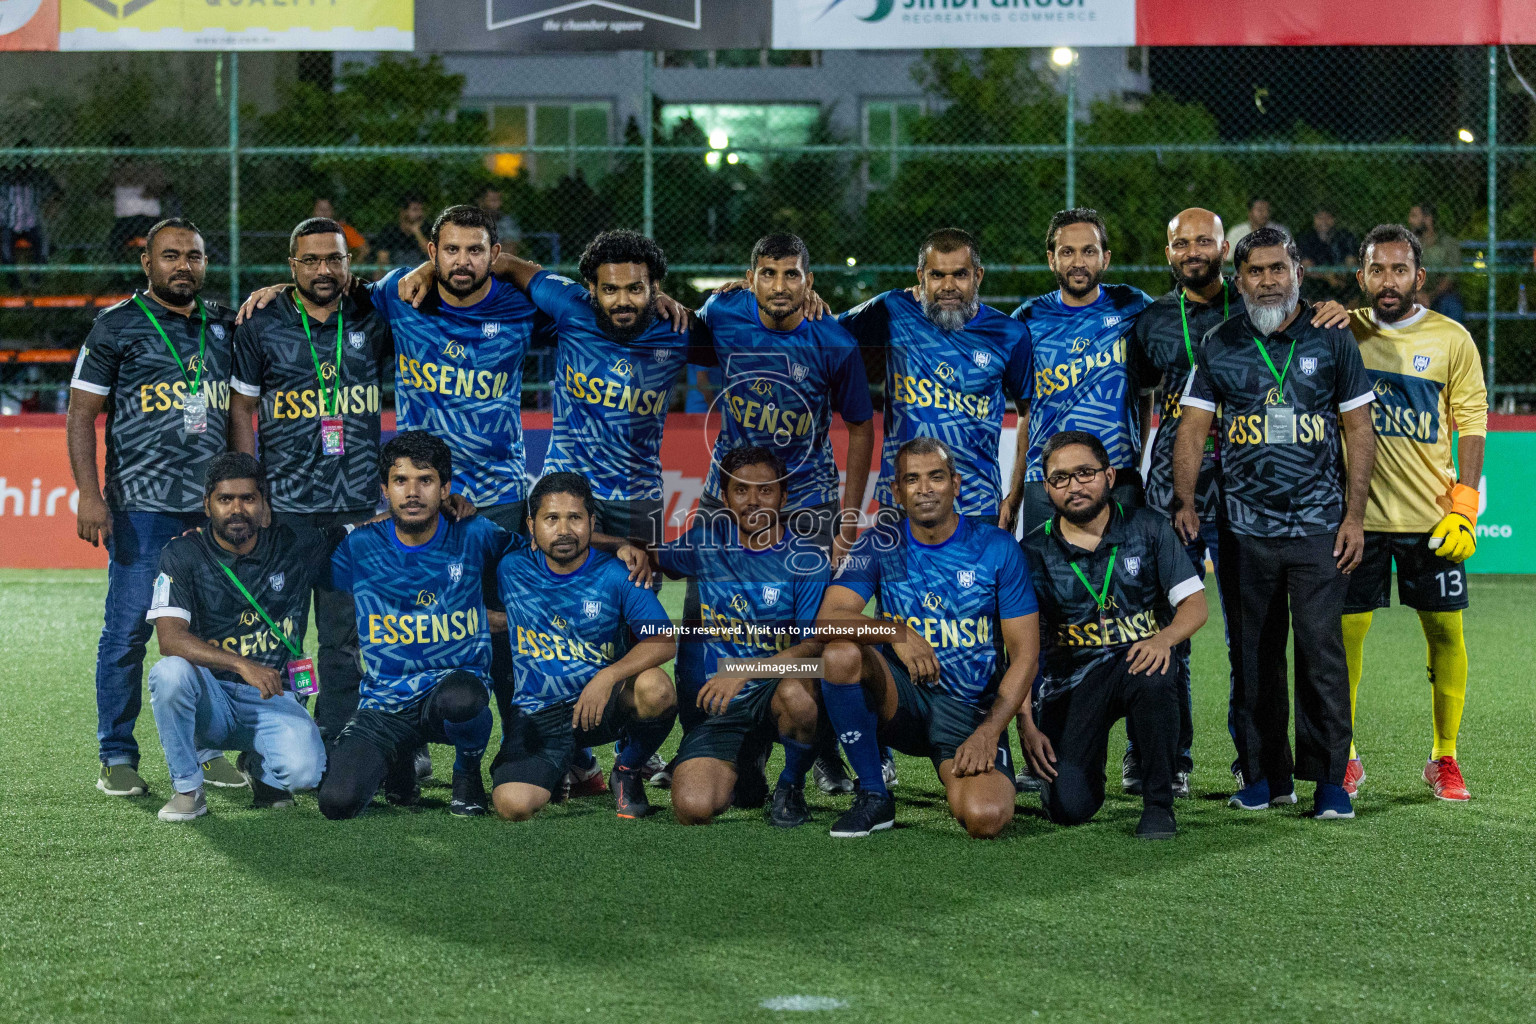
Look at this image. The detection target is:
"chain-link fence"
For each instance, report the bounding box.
[3,45,1536,411]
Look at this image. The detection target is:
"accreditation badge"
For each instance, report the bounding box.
[287,657,319,697]
[320,416,345,455]
[182,390,209,434]
[1264,404,1295,445]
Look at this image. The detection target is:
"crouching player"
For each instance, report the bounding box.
[145,453,329,821]
[1017,432,1208,839]
[490,473,678,821]
[815,437,1040,838]
[647,445,830,828]
[318,431,510,819]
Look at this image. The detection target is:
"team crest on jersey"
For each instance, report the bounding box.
[1102,315,1122,328]
[651,348,670,364]
[790,363,809,383]
[936,362,956,381]
[1123,556,1140,577]
[482,322,501,339]
[972,350,990,369]
[347,330,367,350]
[1414,354,1432,372]
[610,358,633,378]
[923,591,943,611]
[448,561,463,583]
[583,600,602,619]
[268,572,285,592]
[1068,336,1090,354]
[762,586,781,606]
[956,569,975,589]
[1299,357,1318,376]
[210,324,226,340]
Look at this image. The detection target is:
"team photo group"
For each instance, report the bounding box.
[67,195,1487,841]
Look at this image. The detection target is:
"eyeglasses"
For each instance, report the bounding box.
[1044,467,1106,490]
[290,254,350,269]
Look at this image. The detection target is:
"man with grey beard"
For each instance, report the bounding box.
[839,228,1032,527]
[1171,226,1378,822]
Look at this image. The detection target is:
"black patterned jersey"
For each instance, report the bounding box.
[146,524,338,685]
[1183,302,1375,538]
[1021,504,1202,700]
[70,291,237,513]
[1132,282,1243,518]
[231,291,392,514]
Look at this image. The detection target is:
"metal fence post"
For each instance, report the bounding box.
[642,50,654,238]
[1064,57,1077,209]
[228,51,241,309]
[1486,44,1498,399]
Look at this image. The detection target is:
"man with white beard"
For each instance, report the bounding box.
[1170,226,1378,822]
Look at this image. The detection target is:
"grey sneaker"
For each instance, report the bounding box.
[201,755,248,789]
[881,755,899,789]
[97,763,148,797]
[158,788,208,822]
[1172,770,1191,799]
[813,755,855,795]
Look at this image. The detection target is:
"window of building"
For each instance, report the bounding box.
[659,50,820,69]
[863,100,923,188]
[659,103,820,169]
[486,102,611,187]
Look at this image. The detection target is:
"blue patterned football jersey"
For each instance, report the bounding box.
[1010,284,1154,481]
[528,270,712,501]
[368,270,552,506]
[659,519,829,703]
[697,289,873,511]
[840,289,1031,517]
[831,516,1037,705]
[496,546,670,713]
[331,515,511,709]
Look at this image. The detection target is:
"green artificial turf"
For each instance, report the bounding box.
[2,568,1534,1023]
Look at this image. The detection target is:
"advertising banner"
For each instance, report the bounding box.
[57,0,413,52]
[416,0,768,52]
[771,0,1136,50]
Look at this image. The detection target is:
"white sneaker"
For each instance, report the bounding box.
[881,756,899,789]
[158,788,207,822]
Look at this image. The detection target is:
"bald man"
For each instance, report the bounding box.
[1129,209,1352,796]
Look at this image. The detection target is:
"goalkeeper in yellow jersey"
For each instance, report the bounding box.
[1345,224,1487,802]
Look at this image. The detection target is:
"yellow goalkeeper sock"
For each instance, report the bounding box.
[1419,610,1467,761]
[1342,612,1373,761]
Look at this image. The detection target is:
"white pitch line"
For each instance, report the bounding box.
[760,995,849,1012]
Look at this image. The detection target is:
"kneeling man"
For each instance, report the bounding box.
[146,453,328,821]
[1018,431,1207,839]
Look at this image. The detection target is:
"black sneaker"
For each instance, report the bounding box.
[1014,761,1041,794]
[383,753,420,807]
[828,788,895,838]
[768,780,811,828]
[1122,749,1142,795]
[1135,804,1177,840]
[732,741,771,809]
[449,768,487,817]
[414,746,433,783]
[251,777,294,810]
[1172,770,1191,799]
[611,765,651,819]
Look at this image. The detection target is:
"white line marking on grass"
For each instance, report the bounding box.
[760,996,848,1011]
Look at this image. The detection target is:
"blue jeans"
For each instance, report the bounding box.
[148,657,326,794]
[96,509,205,766]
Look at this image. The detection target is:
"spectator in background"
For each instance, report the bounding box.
[370,192,430,269]
[311,197,369,262]
[103,133,170,258]
[1225,197,1286,260]
[1296,206,1358,304]
[1409,203,1464,323]
[477,185,522,257]
[0,138,62,286]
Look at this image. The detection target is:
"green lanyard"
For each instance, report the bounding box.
[1069,545,1119,618]
[1177,284,1229,368]
[294,293,344,416]
[214,559,302,659]
[1251,334,1297,402]
[134,293,207,396]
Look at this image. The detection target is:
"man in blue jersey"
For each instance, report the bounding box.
[399,229,710,547]
[317,431,510,820]
[1001,208,1156,535]
[606,445,827,828]
[815,437,1040,838]
[491,473,678,821]
[839,228,1031,528]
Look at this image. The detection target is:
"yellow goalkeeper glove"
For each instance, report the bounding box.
[1428,483,1479,563]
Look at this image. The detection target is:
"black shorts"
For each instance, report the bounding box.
[594,496,665,548]
[336,697,456,761]
[673,681,780,767]
[875,647,1011,773]
[1344,531,1470,614]
[490,681,631,792]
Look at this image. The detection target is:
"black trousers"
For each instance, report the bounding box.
[318,672,489,820]
[1217,529,1351,787]
[1036,656,1179,825]
[273,509,371,744]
